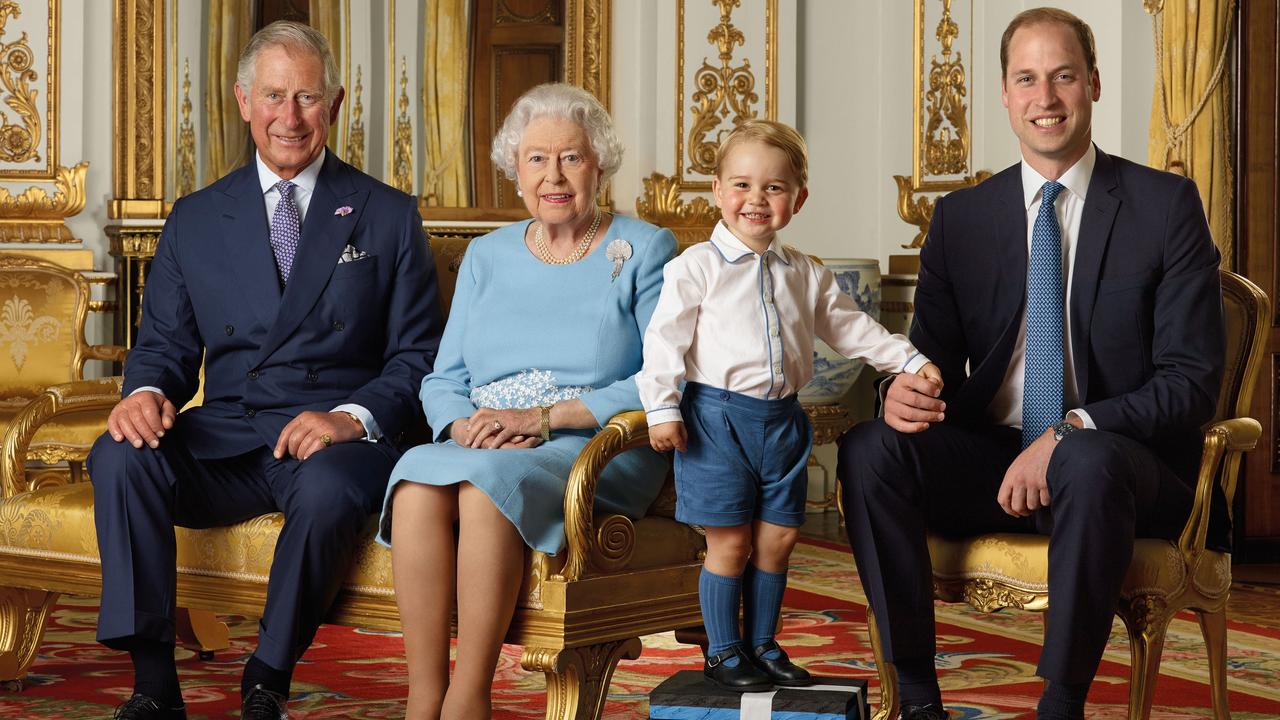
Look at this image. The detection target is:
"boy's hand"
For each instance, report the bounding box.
[884,364,945,434]
[916,362,944,390]
[649,421,688,453]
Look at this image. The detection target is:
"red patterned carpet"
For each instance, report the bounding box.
[3,537,1278,719]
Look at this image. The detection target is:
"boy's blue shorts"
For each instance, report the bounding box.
[674,382,814,528]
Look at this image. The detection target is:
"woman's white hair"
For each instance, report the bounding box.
[490,83,624,186]
[237,21,341,102]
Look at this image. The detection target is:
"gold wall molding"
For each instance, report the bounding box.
[894,0,990,249]
[0,161,86,242]
[391,57,412,194]
[345,64,365,172]
[176,58,194,198]
[112,0,164,218]
[635,172,719,249]
[566,0,610,121]
[675,0,775,192]
[497,0,557,25]
[0,0,58,179]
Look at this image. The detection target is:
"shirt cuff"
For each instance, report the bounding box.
[645,407,684,427]
[901,352,931,375]
[332,403,381,441]
[131,386,165,397]
[1066,408,1096,430]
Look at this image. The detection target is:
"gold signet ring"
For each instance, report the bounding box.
[320,434,332,446]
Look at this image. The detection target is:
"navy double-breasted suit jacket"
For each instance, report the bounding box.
[122,153,444,459]
[913,147,1228,548]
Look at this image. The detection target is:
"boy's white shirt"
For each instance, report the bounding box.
[638,220,929,425]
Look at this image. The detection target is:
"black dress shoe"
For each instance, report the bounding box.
[703,644,773,692]
[241,683,289,719]
[749,639,812,686]
[899,702,948,719]
[112,694,187,720]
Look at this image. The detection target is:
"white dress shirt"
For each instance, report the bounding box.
[987,144,1096,430]
[639,221,928,426]
[135,149,381,441]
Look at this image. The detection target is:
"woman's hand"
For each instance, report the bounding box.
[466,407,543,449]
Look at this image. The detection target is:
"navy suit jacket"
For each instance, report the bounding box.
[123,153,444,459]
[913,147,1228,548]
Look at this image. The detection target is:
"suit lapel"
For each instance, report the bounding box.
[256,154,367,364]
[1069,147,1120,403]
[992,168,1029,363]
[217,165,281,329]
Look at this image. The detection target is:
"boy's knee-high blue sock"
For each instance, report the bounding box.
[743,563,788,658]
[700,568,744,661]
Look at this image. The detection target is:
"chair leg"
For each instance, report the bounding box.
[1197,608,1231,720]
[1118,597,1173,720]
[866,606,898,720]
[0,587,59,688]
[522,637,642,720]
[175,608,230,659]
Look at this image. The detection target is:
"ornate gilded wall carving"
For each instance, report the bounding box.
[391,57,413,194]
[111,0,165,219]
[175,59,194,198]
[345,64,365,172]
[894,0,990,249]
[0,0,57,177]
[0,161,85,242]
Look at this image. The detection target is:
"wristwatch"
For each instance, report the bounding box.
[1052,420,1079,441]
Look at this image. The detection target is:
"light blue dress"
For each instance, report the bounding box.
[377,215,676,554]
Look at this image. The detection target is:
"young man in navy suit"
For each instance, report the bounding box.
[88,21,443,720]
[837,8,1224,720]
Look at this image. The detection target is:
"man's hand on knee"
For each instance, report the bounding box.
[274,410,366,461]
[107,391,176,449]
[998,430,1054,516]
[883,372,945,433]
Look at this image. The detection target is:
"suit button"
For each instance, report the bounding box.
[246,408,256,417]
[306,371,318,382]
[247,370,259,380]
[332,321,345,332]
[225,325,234,336]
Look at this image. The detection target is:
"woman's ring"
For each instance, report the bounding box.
[320,434,332,446]
[494,421,504,431]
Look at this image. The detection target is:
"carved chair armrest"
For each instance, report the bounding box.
[83,344,129,364]
[2,377,124,499]
[556,410,655,582]
[1177,417,1261,556]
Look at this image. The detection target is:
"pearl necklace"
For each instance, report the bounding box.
[534,210,603,265]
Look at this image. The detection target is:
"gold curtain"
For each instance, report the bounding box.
[309,0,345,154]
[1147,0,1237,266]
[422,0,471,206]
[205,1,256,182]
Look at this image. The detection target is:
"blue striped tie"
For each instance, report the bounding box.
[1022,180,1065,448]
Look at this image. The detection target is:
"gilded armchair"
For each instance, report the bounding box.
[0,237,707,720]
[0,254,126,487]
[864,269,1269,720]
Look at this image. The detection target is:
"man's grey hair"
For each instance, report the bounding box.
[490,83,624,186]
[236,20,341,101]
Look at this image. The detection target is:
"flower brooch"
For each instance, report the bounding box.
[606,238,632,281]
[334,205,353,217]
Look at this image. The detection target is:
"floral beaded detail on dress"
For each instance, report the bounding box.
[469,368,593,409]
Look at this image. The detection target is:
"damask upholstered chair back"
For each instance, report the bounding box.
[0,254,92,410]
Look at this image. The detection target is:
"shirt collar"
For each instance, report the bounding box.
[708,220,792,265]
[1020,143,1095,210]
[256,148,326,196]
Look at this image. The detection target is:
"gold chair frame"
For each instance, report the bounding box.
[865,269,1269,720]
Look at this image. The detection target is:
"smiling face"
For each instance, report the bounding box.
[1001,21,1100,180]
[515,116,602,232]
[712,140,808,253]
[235,44,343,180]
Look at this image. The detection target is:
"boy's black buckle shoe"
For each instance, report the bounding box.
[703,644,773,692]
[749,639,812,686]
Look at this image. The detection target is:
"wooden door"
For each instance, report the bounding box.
[1237,0,1280,563]
[470,0,565,209]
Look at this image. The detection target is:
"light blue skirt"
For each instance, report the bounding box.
[377,430,668,554]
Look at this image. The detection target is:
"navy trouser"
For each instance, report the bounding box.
[88,431,395,669]
[837,419,1193,684]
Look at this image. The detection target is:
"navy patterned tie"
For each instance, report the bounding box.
[270,180,300,284]
[1022,180,1065,448]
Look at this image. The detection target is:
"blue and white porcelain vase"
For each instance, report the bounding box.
[797,258,882,405]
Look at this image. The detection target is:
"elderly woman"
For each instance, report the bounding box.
[378,82,675,719]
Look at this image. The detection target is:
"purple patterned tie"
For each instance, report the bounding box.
[270,180,300,284]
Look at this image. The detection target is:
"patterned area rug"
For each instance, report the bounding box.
[3,538,1278,719]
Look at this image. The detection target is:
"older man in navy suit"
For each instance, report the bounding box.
[838,8,1225,720]
[88,21,443,720]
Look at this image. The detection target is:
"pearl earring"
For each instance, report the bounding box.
[516,188,524,197]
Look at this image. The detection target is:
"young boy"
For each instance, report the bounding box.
[638,120,943,691]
